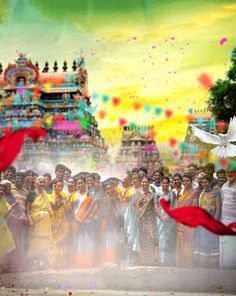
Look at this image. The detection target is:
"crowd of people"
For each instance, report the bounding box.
[0,162,235,273]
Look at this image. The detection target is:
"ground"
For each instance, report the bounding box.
[0,267,236,295]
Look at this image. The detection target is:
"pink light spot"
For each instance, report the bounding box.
[219,37,228,45]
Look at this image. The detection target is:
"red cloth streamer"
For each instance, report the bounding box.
[0,128,47,171]
[160,198,236,236]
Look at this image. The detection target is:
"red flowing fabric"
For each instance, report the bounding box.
[0,128,47,171]
[160,198,236,236]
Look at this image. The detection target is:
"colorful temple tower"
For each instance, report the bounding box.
[116,125,162,174]
[181,109,216,165]
[0,54,107,172]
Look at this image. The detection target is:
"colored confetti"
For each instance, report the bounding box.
[118,118,127,126]
[112,97,121,106]
[219,37,228,45]
[146,144,155,153]
[129,122,137,129]
[173,150,179,157]
[144,104,151,113]
[229,160,236,171]
[169,138,177,147]
[216,121,226,132]
[178,141,186,152]
[133,102,142,110]
[220,158,228,167]
[154,107,163,116]
[148,129,156,138]
[198,73,213,90]
[165,109,173,118]
[98,110,106,119]
[102,95,110,103]
[198,149,208,159]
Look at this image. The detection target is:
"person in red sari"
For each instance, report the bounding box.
[176,174,196,267]
[70,177,99,268]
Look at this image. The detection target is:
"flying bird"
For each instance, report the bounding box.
[190,116,236,158]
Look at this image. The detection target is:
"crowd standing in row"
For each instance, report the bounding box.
[0,162,235,272]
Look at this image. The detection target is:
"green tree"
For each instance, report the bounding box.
[208,47,236,122]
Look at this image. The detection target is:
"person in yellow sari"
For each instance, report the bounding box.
[48,179,69,268]
[0,184,17,271]
[176,174,196,267]
[26,176,53,270]
[71,177,99,268]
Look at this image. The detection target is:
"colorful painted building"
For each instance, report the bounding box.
[0,54,107,172]
[116,125,162,174]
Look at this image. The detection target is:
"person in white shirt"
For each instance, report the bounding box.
[220,166,236,268]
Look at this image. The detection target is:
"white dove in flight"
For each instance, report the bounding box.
[190,116,236,158]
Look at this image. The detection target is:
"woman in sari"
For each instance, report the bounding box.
[71,177,99,268]
[24,169,35,193]
[154,176,176,266]
[0,184,17,272]
[43,173,52,194]
[48,179,69,268]
[136,176,157,265]
[194,175,221,267]
[176,174,196,267]
[26,176,53,270]
[1,180,24,272]
[172,173,183,198]
[99,182,123,267]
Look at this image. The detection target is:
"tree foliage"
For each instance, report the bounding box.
[208,47,236,122]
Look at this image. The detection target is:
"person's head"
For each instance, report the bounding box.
[161,176,170,191]
[172,173,182,189]
[0,180,12,194]
[226,165,236,184]
[3,166,16,182]
[0,184,6,198]
[76,177,87,193]
[43,173,52,189]
[152,169,164,184]
[216,169,227,187]
[35,176,46,192]
[141,176,150,192]
[182,173,193,189]
[64,167,72,182]
[197,172,206,188]
[25,169,35,184]
[86,174,96,189]
[92,173,101,188]
[197,166,205,175]
[67,177,75,192]
[132,174,140,188]
[201,175,212,190]
[105,182,116,197]
[138,167,148,178]
[53,179,63,194]
[122,174,131,188]
[204,163,215,177]
[131,168,139,178]
[55,164,66,180]
[187,163,198,178]
[15,172,25,189]
[34,173,39,183]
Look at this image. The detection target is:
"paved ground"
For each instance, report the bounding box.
[0,291,235,296]
[0,267,236,295]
